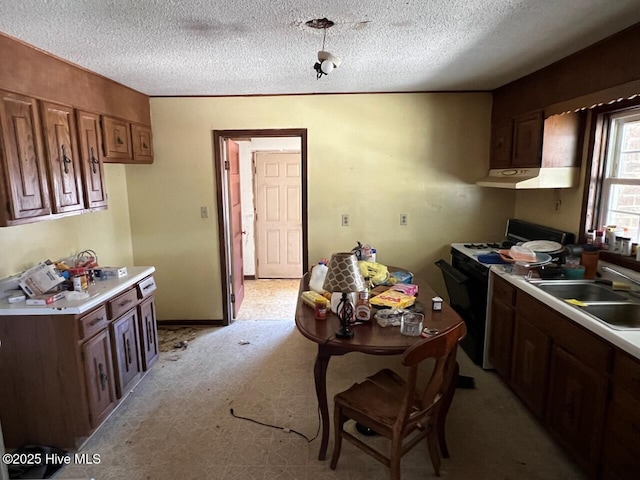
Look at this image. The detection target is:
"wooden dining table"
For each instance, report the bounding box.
[294,268,467,460]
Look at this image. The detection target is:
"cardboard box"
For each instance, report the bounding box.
[18,263,65,297]
[25,291,66,305]
[94,267,127,279]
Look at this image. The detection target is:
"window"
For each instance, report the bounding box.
[599,109,640,243]
[583,98,640,271]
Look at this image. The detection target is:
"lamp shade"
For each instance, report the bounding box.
[323,252,366,293]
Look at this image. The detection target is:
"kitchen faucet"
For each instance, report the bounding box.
[601,265,640,288]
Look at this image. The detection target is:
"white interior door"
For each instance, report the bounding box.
[255,152,302,278]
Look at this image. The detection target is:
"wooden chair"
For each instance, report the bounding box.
[330,322,466,479]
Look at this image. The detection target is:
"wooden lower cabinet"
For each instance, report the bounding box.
[600,352,640,479]
[546,346,607,478]
[488,273,640,480]
[110,308,142,398]
[510,315,551,419]
[0,275,157,450]
[488,296,514,379]
[82,329,117,428]
[138,296,159,370]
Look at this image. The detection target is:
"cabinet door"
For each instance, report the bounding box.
[82,329,117,428]
[510,315,551,419]
[76,110,107,209]
[101,116,132,162]
[512,111,543,168]
[131,123,153,164]
[488,297,514,380]
[601,386,640,480]
[41,101,84,213]
[110,309,142,398]
[138,296,159,371]
[546,346,607,477]
[489,119,513,168]
[0,90,50,222]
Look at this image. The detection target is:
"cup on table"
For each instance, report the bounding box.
[400,312,424,336]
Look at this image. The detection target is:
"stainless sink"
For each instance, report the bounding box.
[580,303,640,329]
[528,279,640,329]
[529,280,629,302]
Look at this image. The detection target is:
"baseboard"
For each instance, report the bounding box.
[158,319,224,326]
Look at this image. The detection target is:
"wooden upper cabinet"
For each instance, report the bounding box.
[0,90,51,224]
[489,119,513,169]
[512,111,544,167]
[102,115,132,162]
[76,110,107,209]
[131,123,153,163]
[490,111,544,169]
[40,101,84,214]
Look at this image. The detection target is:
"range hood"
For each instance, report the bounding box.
[476,167,580,189]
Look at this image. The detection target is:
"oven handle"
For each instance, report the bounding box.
[435,259,469,284]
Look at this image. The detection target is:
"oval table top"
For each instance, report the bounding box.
[295,267,465,355]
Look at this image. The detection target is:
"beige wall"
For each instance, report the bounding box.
[128,93,516,322]
[0,164,134,278]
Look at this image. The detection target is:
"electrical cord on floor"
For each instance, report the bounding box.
[229,405,321,443]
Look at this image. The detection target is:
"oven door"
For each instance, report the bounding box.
[436,253,489,366]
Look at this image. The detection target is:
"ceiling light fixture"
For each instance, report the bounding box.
[306,18,341,80]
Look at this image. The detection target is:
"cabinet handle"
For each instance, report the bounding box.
[143,283,154,290]
[61,145,72,174]
[125,338,132,364]
[116,136,124,146]
[119,299,133,307]
[146,317,152,348]
[98,363,108,391]
[142,142,148,149]
[88,316,104,328]
[90,147,99,174]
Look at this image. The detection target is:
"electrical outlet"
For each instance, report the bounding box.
[200,206,209,218]
[400,213,408,226]
[342,214,350,226]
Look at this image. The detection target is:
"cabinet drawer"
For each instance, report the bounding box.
[613,352,640,397]
[515,291,557,332]
[137,275,157,299]
[78,305,108,340]
[107,288,138,320]
[493,275,516,305]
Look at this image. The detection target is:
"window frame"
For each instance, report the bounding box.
[581,97,640,272]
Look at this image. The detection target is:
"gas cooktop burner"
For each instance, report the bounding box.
[463,243,501,249]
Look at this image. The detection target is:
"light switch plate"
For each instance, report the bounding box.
[201,206,209,218]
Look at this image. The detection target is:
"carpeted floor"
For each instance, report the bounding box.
[55,279,585,480]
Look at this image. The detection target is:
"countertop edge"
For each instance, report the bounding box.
[0,266,156,316]
[491,266,640,361]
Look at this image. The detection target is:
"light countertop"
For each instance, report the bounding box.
[492,266,640,361]
[0,266,155,316]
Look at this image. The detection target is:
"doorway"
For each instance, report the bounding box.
[213,129,308,325]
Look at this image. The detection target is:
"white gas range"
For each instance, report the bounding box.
[438,220,575,369]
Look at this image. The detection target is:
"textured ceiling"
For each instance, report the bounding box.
[1,1,640,96]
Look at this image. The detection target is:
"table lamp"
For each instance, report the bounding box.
[323,252,366,338]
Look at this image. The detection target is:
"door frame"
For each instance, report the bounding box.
[213,129,308,325]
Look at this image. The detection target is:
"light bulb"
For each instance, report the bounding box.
[321,59,334,74]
